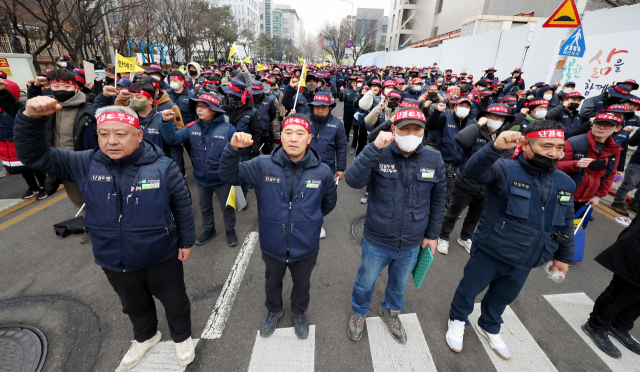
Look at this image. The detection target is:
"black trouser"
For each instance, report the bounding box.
[352,126,368,156]
[262,251,318,315]
[22,168,46,190]
[589,274,640,332]
[439,186,485,241]
[195,182,236,232]
[343,113,354,143]
[444,162,459,210]
[103,255,191,343]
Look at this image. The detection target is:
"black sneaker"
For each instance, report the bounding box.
[226,230,238,247]
[36,188,48,200]
[292,312,309,339]
[195,228,217,245]
[582,322,621,358]
[610,327,640,355]
[22,187,38,199]
[259,309,283,338]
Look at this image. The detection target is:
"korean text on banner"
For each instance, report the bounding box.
[116,53,137,73]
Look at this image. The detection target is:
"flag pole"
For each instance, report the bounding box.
[293,60,306,110]
[114,50,117,87]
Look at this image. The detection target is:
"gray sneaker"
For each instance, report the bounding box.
[348,313,366,341]
[259,309,283,338]
[379,307,407,344]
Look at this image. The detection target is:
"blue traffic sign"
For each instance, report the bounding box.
[345,40,353,48]
[329,40,334,46]
[559,26,585,58]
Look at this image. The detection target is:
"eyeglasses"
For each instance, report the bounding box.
[593,122,617,129]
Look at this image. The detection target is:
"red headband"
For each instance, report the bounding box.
[487,105,509,114]
[400,101,419,108]
[227,82,253,104]
[131,90,157,104]
[313,94,331,103]
[198,94,221,106]
[595,113,623,124]
[525,129,565,140]
[387,91,402,99]
[170,76,185,82]
[282,116,310,133]
[525,99,549,108]
[614,85,630,95]
[97,111,140,129]
[150,64,162,70]
[393,108,426,123]
[49,79,77,86]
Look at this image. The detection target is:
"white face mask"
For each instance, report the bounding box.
[170,82,180,90]
[456,107,470,118]
[394,132,423,152]
[543,94,553,100]
[563,87,574,94]
[384,88,392,95]
[413,85,422,91]
[357,83,363,88]
[487,118,504,131]
[533,110,547,119]
[59,61,67,67]
[151,75,161,81]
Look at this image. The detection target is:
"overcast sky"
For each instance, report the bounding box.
[273,0,391,37]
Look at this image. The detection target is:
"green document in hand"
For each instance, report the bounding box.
[412,248,433,289]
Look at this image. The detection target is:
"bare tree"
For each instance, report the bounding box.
[586,0,640,9]
[345,10,383,62]
[317,21,348,64]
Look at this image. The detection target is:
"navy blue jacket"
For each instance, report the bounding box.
[345,142,447,251]
[339,87,359,115]
[309,114,348,174]
[219,145,337,262]
[463,142,575,268]
[546,104,581,137]
[13,111,195,271]
[169,89,195,124]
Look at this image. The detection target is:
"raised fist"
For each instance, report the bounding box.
[118,89,132,100]
[35,76,48,86]
[162,109,176,122]
[520,108,529,115]
[103,85,118,97]
[478,117,488,126]
[230,132,254,150]
[437,102,446,112]
[374,131,395,150]
[23,96,62,118]
[194,84,201,91]
[289,77,299,88]
[494,131,525,151]
[371,86,380,95]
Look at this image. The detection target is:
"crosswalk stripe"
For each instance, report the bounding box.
[366,313,437,372]
[545,292,640,371]
[247,326,315,372]
[469,303,558,371]
[0,198,25,214]
[201,231,259,339]
[114,339,200,371]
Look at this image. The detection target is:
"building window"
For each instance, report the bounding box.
[283,28,289,32]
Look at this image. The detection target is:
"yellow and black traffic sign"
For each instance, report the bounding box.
[543,0,582,28]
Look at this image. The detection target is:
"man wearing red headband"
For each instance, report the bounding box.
[12,97,197,370]
[445,120,575,361]
[219,113,337,341]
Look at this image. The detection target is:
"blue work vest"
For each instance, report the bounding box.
[472,159,575,270]
[561,111,581,137]
[294,89,311,116]
[141,113,165,149]
[256,96,275,131]
[566,134,590,188]
[460,125,488,174]
[436,113,464,165]
[187,119,233,183]
[82,156,178,271]
[309,115,343,174]
[601,130,628,185]
[170,90,195,124]
[255,151,330,260]
[233,107,256,134]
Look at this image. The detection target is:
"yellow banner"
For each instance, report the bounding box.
[325,55,332,59]
[228,43,238,60]
[242,56,250,63]
[227,186,237,210]
[117,53,137,73]
[299,62,307,87]
[298,57,303,62]
[256,63,268,72]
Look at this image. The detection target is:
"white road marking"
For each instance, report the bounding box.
[247,326,315,372]
[545,292,640,371]
[114,339,199,372]
[469,303,558,371]
[0,199,22,212]
[366,313,437,372]
[201,231,259,339]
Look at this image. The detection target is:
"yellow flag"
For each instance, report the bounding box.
[135,65,145,72]
[116,53,137,73]
[298,57,303,62]
[325,55,332,59]
[299,62,307,87]
[228,43,238,60]
[226,186,237,210]
[340,58,345,62]
[288,52,291,56]
[242,56,250,63]
[256,63,268,71]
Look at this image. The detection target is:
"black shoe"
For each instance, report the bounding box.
[293,312,309,339]
[259,309,283,338]
[36,188,48,200]
[195,228,217,245]
[22,187,38,199]
[582,322,621,358]
[241,203,248,211]
[80,229,92,244]
[610,327,640,355]
[226,230,238,247]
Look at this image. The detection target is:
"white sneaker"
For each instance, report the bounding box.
[320,226,326,239]
[360,192,369,204]
[437,238,449,255]
[476,322,511,360]
[0,169,9,178]
[118,331,162,370]
[175,336,196,367]
[446,319,465,352]
[457,238,472,254]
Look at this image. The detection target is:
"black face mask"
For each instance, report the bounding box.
[105,76,115,85]
[307,83,317,93]
[189,70,197,77]
[387,102,399,109]
[568,102,580,110]
[311,113,330,125]
[428,92,438,99]
[527,151,559,169]
[459,85,469,93]
[481,96,490,104]
[52,90,76,103]
[283,79,290,86]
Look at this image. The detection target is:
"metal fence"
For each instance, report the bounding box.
[0,36,70,58]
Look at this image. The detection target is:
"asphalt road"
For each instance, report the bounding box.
[1,101,639,372]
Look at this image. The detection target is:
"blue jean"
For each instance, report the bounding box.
[613,163,640,207]
[351,237,420,317]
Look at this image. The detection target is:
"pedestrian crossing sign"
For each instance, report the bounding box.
[543,0,582,28]
[559,26,586,58]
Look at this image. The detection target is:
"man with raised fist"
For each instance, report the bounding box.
[219,113,337,340]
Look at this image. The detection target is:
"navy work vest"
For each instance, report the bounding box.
[187,119,233,183]
[233,107,256,134]
[460,125,488,174]
[472,160,575,270]
[436,113,464,165]
[561,111,581,137]
[255,151,330,260]
[566,134,590,188]
[294,89,311,116]
[141,113,165,149]
[170,90,195,124]
[82,156,178,271]
[256,95,275,131]
[309,115,343,174]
